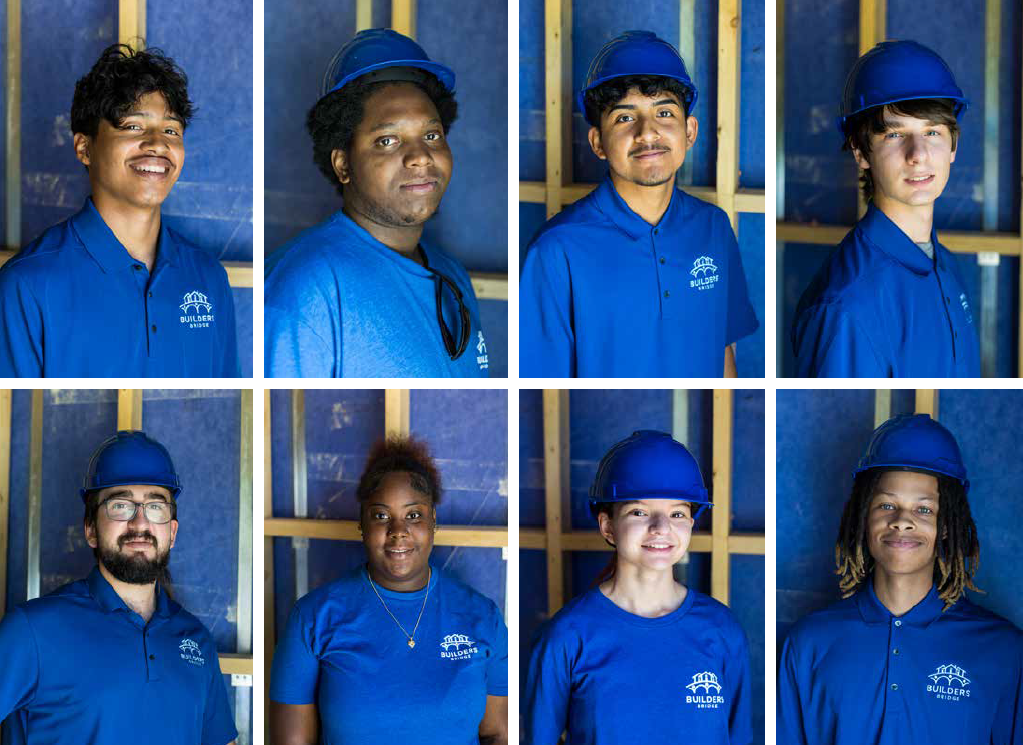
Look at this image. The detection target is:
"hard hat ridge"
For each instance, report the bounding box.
[853,414,968,491]
[80,430,182,501]
[320,28,455,99]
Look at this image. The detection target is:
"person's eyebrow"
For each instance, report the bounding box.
[368,117,441,133]
[121,111,185,126]
[651,98,679,107]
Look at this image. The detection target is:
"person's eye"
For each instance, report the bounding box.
[616,114,634,123]
[918,506,934,514]
[372,511,389,520]
[121,123,143,131]
[657,109,675,117]
[878,503,895,510]
[672,511,691,519]
[425,131,443,142]
[110,500,132,510]
[164,127,181,136]
[629,509,646,516]
[377,136,398,147]
[407,511,422,520]
[884,132,902,140]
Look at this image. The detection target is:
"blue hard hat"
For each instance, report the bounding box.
[838,40,968,134]
[80,430,182,501]
[589,430,711,519]
[577,30,698,119]
[320,28,455,99]
[854,414,968,491]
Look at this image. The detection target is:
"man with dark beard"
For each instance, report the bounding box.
[0,431,237,745]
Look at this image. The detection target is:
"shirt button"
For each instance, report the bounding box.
[659,257,666,264]
[133,264,142,271]
[664,290,670,298]
[149,292,153,298]
[891,683,899,691]
[893,648,900,655]
[894,620,902,627]
[151,325,157,333]
[653,228,659,235]
[149,654,155,660]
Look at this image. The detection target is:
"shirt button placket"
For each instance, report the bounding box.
[889,619,902,702]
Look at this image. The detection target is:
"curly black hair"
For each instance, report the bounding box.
[307,72,458,197]
[835,469,981,610]
[356,435,443,506]
[71,43,194,138]
[582,74,692,127]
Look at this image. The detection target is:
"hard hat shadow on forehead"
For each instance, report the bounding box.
[853,414,969,491]
[80,430,182,501]
[320,28,456,99]
[589,430,711,519]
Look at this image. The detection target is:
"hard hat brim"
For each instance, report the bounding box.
[324,59,456,98]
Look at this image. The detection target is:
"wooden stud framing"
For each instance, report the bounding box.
[915,389,938,419]
[236,390,253,654]
[118,0,146,47]
[543,0,572,219]
[5,0,21,250]
[117,389,143,430]
[0,390,10,619]
[716,0,741,231]
[26,390,42,600]
[858,0,886,55]
[874,389,892,427]
[219,654,254,675]
[710,390,733,603]
[542,389,569,614]
[392,0,416,38]
[356,0,373,31]
[470,273,509,301]
[265,518,508,547]
[263,390,274,735]
[385,389,411,438]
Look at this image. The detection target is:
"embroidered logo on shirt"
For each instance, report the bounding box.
[959,293,973,324]
[689,256,719,291]
[439,633,479,660]
[476,331,489,371]
[179,638,205,666]
[926,663,971,701]
[179,290,215,329]
[685,671,724,708]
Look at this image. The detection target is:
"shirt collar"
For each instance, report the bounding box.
[858,203,942,276]
[70,197,178,274]
[855,578,946,627]
[591,173,682,241]
[331,209,437,279]
[86,565,176,620]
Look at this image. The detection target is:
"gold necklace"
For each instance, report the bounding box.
[365,567,432,649]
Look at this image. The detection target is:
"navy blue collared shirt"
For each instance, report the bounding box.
[792,204,980,377]
[778,582,1023,745]
[0,567,237,745]
[519,176,758,378]
[0,199,239,377]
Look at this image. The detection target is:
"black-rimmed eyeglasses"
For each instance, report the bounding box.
[100,498,176,524]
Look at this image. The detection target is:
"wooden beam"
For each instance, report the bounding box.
[469,272,509,301]
[218,653,253,676]
[776,222,1022,255]
[915,389,938,418]
[716,0,741,231]
[5,0,21,249]
[262,390,274,737]
[543,0,572,218]
[542,389,569,614]
[118,0,146,47]
[520,528,766,555]
[391,0,416,38]
[858,0,886,54]
[385,389,410,438]
[874,389,892,427]
[26,390,42,600]
[0,390,10,619]
[117,390,143,430]
[711,390,733,604]
[356,0,373,30]
[264,518,508,547]
[236,390,253,657]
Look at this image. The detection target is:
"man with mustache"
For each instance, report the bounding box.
[0,431,237,745]
[265,29,488,378]
[792,41,979,377]
[0,44,239,377]
[777,415,1023,744]
[519,30,758,377]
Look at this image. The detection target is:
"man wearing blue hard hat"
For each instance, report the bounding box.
[792,41,980,377]
[0,431,237,745]
[265,29,489,378]
[526,431,752,743]
[520,30,758,378]
[778,414,1023,744]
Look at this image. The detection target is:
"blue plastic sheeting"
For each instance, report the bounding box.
[518,201,547,267]
[739,0,765,189]
[733,389,765,532]
[731,555,765,741]
[479,299,509,378]
[738,212,765,376]
[518,0,545,183]
[519,390,545,527]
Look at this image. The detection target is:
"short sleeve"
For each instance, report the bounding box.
[523,621,572,745]
[777,633,809,745]
[793,303,887,377]
[722,214,759,346]
[268,601,321,705]
[200,637,238,745]
[725,622,753,745]
[519,237,575,378]
[217,274,240,378]
[485,604,509,696]
[0,608,40,720]
[0,267,45,377]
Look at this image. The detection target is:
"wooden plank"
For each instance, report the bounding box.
[117,389,143,430]
[716,0,741,230]
[264,517,508,547]
[469,272,509,301]
[5,0,21,249]
[776,222,1022,255]
[542,389,569,613]
[728,533,766,555]
[776,0,785,217]
[915,389,938,418]
[391,0,416,38]
[711,390,733,604]
[858,0,886,55]
[543,0,572,218]
[218,653,254,675]
[356,0,373,30]
[0,390,10,619]
[236,390,253,657]
[263,390,274,736]
[734,189,766,214]
[26,390,42,600]
[874,389,892,427]
[385,389,410,438]
[118,0,146,47]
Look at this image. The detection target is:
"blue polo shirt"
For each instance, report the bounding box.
[519,176,758,377]
[0,567,237,745]
[525,586,752,745]
[0,198,239,377]
[792,204,980,377]
[264,210,489,378]
[778,582,1023,745]
[269,566,507,744]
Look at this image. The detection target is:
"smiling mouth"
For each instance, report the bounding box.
[129,158,173,177]
[883,538,924,549]
[385,547,415,555]
[632,149,669,160]
[400,180,438,194]
[642,542,676,551]
[905,174,934,184]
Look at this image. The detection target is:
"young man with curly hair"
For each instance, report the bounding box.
[792,41,979,377]
[778,415,1023,745]
[519,30,758,378]
[264,29,488,378]
[0,44,238,377]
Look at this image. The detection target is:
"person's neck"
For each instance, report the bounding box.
[873,195,934,244]
[599,562,686,618]
[609,171,674,226]
[91,190,162,272]
[343,201,425,265]
[872,568,933,617]
[367,564,431,593]
[98,562,158,623]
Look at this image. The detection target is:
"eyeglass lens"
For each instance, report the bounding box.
[104,499,174,524]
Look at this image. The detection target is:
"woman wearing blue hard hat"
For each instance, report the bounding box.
[524,430,752,744]
[778,414,1023,744]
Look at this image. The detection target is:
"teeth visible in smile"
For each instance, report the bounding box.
[645,543,671,548]
[133,164,167,173]
[387,548,413,553]
[908,176,930,181]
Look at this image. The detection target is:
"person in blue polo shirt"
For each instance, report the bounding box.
[0,430,236,745]
[264,29,488,378]
[792,41,980,377]
[525,431,752,744]
[778,414,1023,744]
[0,44,239,378]
[519,31,758,378]
[269,435,508,744]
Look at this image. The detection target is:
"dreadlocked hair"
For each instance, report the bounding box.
[835,469,982,610]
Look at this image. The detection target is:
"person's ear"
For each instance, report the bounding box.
[74,133,93,168]
[331,149,351,184]
[588,126,607,160]
[597,511,616,547]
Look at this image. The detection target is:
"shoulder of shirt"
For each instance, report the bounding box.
[526,189,610,252]
[797,226,897,315]
[433,569,502,617]
[264,212,365,278]
[944,595,1023,638]
[164,226,230,277]
[676,187,731,224]
[687,588,746,634]
[0,218,79,282]
[12,576,92,620]
[784,594,860,648]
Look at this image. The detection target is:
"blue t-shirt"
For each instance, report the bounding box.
[525,586,752,745]
[778,581,1023,745]
[792,204,980,377]
[264,210,489,378]
[0,567,237,745]
[519,176,758,377]
[0,198,239,377]
[269,566,508,744]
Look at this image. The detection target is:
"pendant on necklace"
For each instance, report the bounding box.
[408,639,416,649]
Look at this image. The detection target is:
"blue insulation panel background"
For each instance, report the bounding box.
[263,0,509,375]
[777,389,1023,657]
[269,389,509,644]
[780,0,1023,376]
[519,389,765,742]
